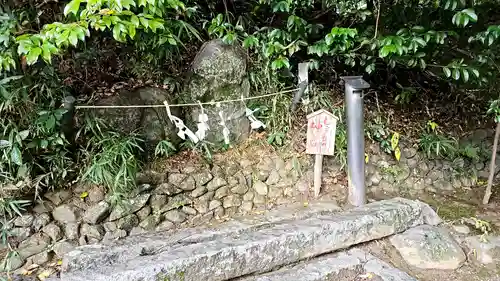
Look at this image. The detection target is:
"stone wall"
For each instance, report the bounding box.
[2,129,496,274]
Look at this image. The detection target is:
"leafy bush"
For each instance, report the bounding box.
[418,121,458,159]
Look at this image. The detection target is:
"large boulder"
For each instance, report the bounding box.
[93,87,180,153]
[182,39,251,145]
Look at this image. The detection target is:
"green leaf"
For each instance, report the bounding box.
[113,24,122,41]
[414,37,426,47]
[462,68,469,82]
[443,67,451,77]
[10,145,22,166]
[64,0,81,16]
[463,8,477,22]
[472,69,480,78]
[46,115,56,130]
[365,63,375,74]
[452,68,460,80]
[130,15,140,27]
[18,130,29,140]
[69,31,79,46]
[26,47,42,65]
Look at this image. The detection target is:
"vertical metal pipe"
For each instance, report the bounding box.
[341,76,370,207]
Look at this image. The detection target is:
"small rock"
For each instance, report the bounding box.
[156,220,175,231]
[265,170,280,185]
[155,183,183,196]
[33,213,52,231]
[29,251,51,265]
[136,206,152,220]
[108,193,150,221]
[44,190,71,206]
[191,185,208,198]
[103,221,117,232]
[191,211,214,226]
[130,227,146,236]
[452,224,470,235]
[0,253,24,272]
[42,223,62,242]
[78,236,87,246]
[32,201,55,214]
[52,205,78,223]
[87,185,105,203]
[253,180,268,196]
[64,223,79,240]
[227,176,238,186]
[10,227,32,242]
[240,201,253,213]
[215,185,229,199]
[223,195,242,208]
[80,224,104,240]
[116,214,139,232]
[182,206,197,216]
[14,214,34,227]
[255,169,270,182]
[17,233,50,259]
[53,241,77,257]
[225,206,239,217]
[139,215,161,230]
[390,225,465,270]
[129,184,154,198]
[214,206,225,218]
[164,210,187,223]
[161,194,192,213]
[231,184,248,195]
[253,194,266,205]
[243,190,254,201]
[83,201,110,224]
[182,165,200,174]
[193,171,213,187]
[178,175,196,191]
[168,173,187,187]
[102,230,127,242]
[208,200,222,211]
[149,194,167,212]
[206,177,227,191]
[268,186,282,198]
[193,191,214,214]
[465,235,500,264]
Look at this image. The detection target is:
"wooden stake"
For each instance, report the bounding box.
[483,122,500,204]
[314,154,323,197]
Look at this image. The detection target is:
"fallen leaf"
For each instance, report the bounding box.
[38,269,55,280]
[359,272,374,279]
[80,191,89,200]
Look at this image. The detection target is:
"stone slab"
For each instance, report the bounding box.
[56,198,438,281]
[237,248,419,281]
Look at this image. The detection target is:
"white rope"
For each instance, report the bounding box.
[74,88,298,110]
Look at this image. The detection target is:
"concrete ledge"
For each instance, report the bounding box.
[57,198,438,281]
[237,248,419,281]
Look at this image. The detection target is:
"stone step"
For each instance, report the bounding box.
[237,248,419,281]
[56,198,439,281]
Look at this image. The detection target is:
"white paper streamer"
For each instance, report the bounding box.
[216,102,230,145]
[195,101,210,141]
[246,108,266,130]
[163,101,199,143]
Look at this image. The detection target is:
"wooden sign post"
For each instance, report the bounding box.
[306,109,338,197]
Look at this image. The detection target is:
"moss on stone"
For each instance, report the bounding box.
[420,196,476,221]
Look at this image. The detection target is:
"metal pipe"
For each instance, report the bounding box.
[341,76,370,207]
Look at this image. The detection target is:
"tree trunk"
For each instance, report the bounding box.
[483,122,500,204]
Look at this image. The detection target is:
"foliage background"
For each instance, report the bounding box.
[1,0,500,218]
